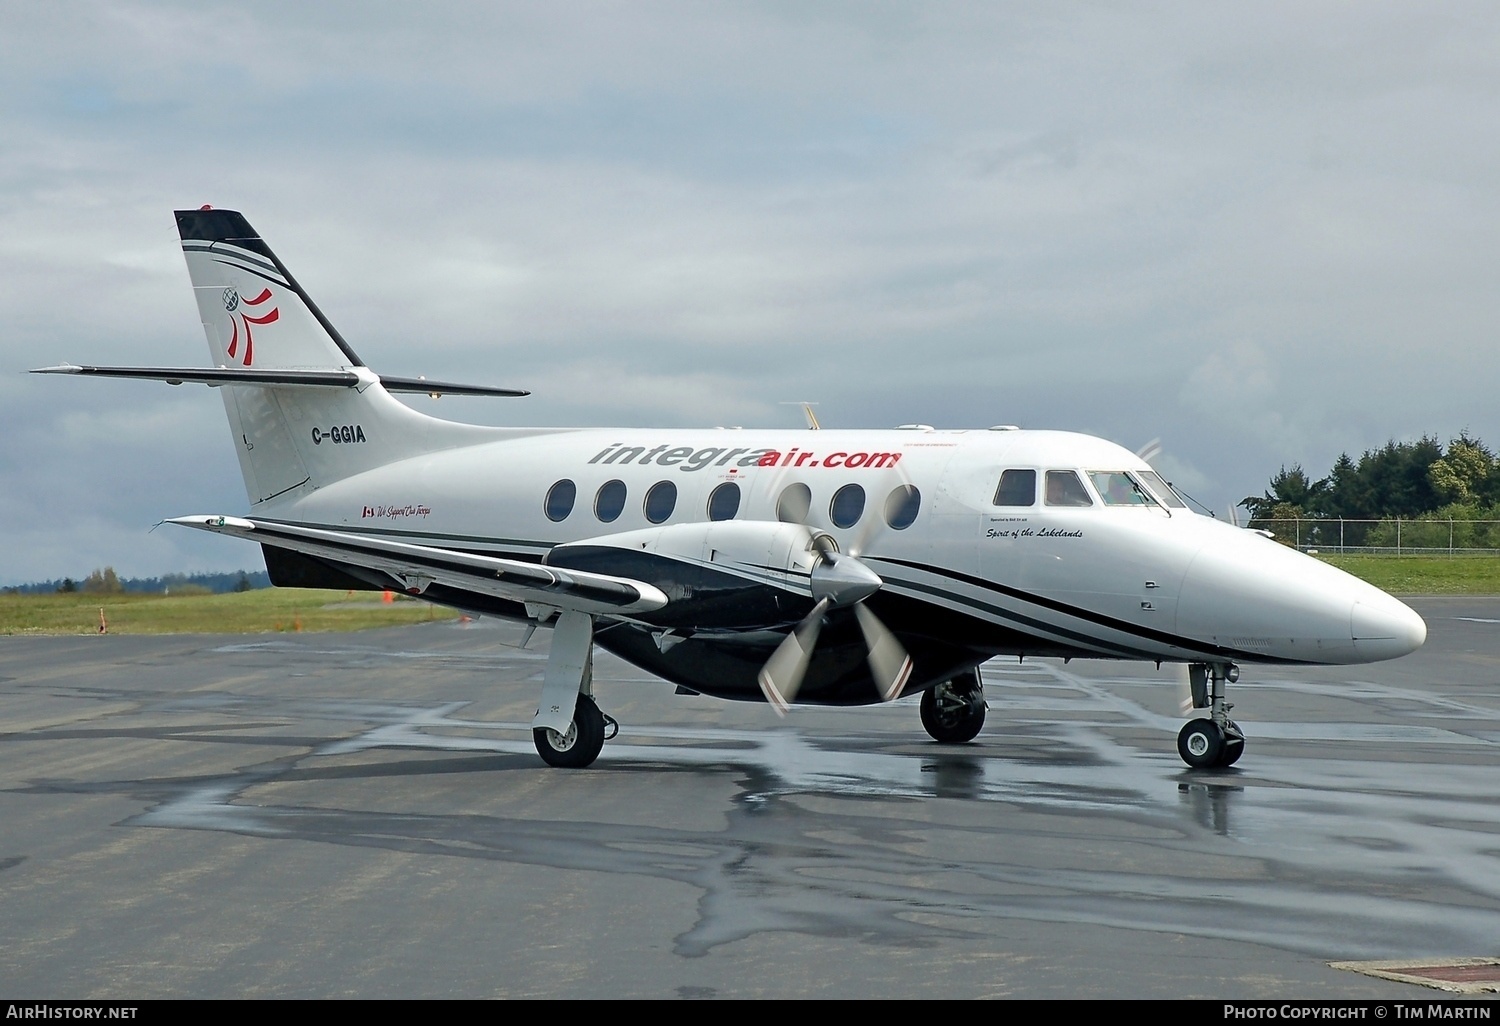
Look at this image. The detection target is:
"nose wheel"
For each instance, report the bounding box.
[1178,662,1245,769]
[1177,717,1244,768]
[920,670,987,743]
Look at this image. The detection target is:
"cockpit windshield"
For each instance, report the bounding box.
[1044,470,1093,507]
[1135,469,1188,509]
[1087,471,1160,507]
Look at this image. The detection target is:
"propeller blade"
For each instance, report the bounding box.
[757,598,829,715]
[1175,662,1194,715]
[854,603,913,702]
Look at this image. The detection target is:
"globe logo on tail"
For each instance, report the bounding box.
[221,287,279,366]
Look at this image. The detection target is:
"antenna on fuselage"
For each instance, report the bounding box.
[779,401,821,430]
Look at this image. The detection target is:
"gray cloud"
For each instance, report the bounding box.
[4,1,1498,582]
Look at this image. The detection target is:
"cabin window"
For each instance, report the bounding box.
[1088,471,1158,507]
[993,469,1036,506]
[829,484,865,529]
[594,479,627,522]
[643,481,677,524]
[1043,470,1093,507]
[544,479,577,522]
[1137,470,1188,509]
[707,482,741,521]
[776,483,812,524]
[884,484,921,530]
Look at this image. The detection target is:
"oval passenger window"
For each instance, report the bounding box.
[545,479,577,522]
[829,484,865,529]
[776,483,812,524]
[707,482,741,521]
[884,485,921,530]
[643,481,677,524]
[595,480,627,523]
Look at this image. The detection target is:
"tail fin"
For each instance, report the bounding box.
[177,207,362,372]
[174,208,500,506]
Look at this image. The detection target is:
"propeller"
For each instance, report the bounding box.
[1136,437,1164,466]
[756,547,913,715]
[1175,661,1195,715]
[752,455,918,714]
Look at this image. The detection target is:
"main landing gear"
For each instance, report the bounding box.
[533,694,619,768]
[920,669,987,744]
[531,609,619,769]
[1177,662,1245,769]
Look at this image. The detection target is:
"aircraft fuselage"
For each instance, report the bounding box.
[261,423,1426,704]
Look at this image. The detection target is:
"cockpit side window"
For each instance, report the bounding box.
[1137,470,1188,509]
[994,469,1036,506]
[1088,471,1159,507]
[1044,470,1093,507]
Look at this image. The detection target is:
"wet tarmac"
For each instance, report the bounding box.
[0,596,1497,998]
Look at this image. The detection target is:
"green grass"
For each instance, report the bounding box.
[0,588,459,636]
[4,555,1495,636]
[1315,554,1500,594]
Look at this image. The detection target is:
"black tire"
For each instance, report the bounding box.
[920,683,985,744]
[1177,718,1224,769]
[533,694,606,768]
[1218,737,1245,768]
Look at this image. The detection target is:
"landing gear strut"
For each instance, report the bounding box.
[531,609,618,769]
[920,669,987,744]
[1177,662,1245,769]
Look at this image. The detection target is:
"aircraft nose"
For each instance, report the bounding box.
[1351,596,1427,661]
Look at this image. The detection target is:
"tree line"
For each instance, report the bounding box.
[3,569,269,596]
[1241,435,1500,549]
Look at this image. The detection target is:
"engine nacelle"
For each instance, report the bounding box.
[545,521,838,631]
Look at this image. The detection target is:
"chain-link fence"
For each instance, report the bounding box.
[1251,518,1500,555]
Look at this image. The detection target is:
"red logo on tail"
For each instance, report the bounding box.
[222,288,279,366]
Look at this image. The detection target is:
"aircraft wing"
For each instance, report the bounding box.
[165,515,667,616]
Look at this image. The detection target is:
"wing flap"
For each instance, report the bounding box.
[167,515,667,616]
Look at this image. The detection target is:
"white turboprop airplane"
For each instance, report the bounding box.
[35,208,1428,770]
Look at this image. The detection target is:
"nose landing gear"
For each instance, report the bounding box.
[1177,662,1244,769]
[920,669,987,744]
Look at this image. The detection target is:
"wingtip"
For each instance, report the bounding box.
[165,514,256,532]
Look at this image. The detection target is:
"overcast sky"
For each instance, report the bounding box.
[3,2,1497,584]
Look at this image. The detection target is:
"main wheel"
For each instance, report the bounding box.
[534,694,606,768]
[920,680,986,744]
[1177,718,1224,769]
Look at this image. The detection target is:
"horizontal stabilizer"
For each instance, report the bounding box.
[31,364,528,397]
[166,515,667,616]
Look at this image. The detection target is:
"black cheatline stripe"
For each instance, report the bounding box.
[186,242,284,281]
[257,245,364,368]
[876,556,1279,663]
[211,258,290,293]
[880,574,1158,659]
[247,524,644,607]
